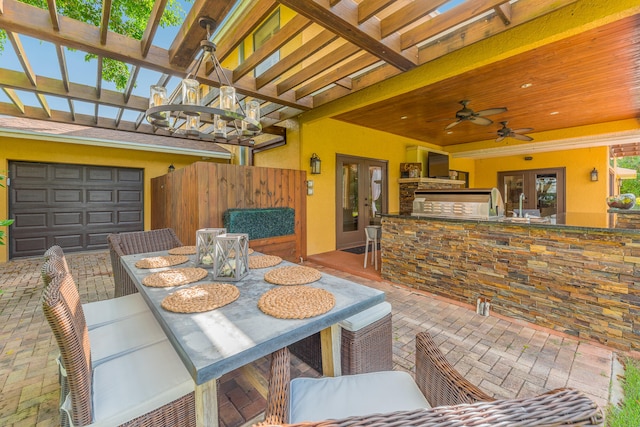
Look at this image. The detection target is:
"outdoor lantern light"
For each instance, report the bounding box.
[145,17,261,146]
[168,164,175,173]
[591,168,599,182]
[310,153,321,174]
[213,233,249,281]
[195,228,227,267]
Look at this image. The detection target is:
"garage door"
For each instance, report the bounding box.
[8,161,144,258]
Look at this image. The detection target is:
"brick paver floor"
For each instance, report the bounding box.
[1,250,615,426]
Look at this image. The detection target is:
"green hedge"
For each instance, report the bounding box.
[223,208,295,240]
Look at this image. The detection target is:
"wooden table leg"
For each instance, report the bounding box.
[320,324,342,377]
[195,379,218,427]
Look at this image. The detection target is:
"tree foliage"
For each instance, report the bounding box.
[616,157,640,196]
[0,0,191,90]
[0,175,13,246]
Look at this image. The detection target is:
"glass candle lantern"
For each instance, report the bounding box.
[182,79,200,106]
[185,115,200,136]
[213,114,227,138]
[195,228,227,267]
[213,233,249,281]
[219,86,236,111]
[247,100,260,121]
[149,85,168,120]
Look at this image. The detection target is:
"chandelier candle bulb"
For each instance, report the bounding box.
[186,115,200,136]
[182,79,200,107]
[220,86,236,111]
[214,114,227,138]
[149,85,168,122]
[247,101,260,121]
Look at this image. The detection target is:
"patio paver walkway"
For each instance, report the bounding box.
[1,250,616,426]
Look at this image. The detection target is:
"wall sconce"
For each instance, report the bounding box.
[590,168,598,182]
[310,153,321,174]
[168,164,175,173]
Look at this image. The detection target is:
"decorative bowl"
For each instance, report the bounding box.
[607,193,636,209]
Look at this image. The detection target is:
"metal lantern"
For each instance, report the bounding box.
[195,228,227,267]
[212,233,249,281]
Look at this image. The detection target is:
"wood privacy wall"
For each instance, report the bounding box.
[151,162,307,261]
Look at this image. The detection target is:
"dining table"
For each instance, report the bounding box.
[121,250,386,427]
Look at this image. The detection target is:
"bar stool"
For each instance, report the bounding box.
[364,225,382,269]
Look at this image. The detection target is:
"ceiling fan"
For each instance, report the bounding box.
[496,121,534,142]
[445,100,507,130]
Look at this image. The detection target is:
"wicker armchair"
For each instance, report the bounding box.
[107,228,183,297]
[259,331,603,427]
[41,258,195,427]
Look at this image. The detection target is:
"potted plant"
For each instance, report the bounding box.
[0,174,13,246]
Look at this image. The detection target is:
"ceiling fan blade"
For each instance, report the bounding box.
[513,134,534,141]
[470,116,493,126]
[496,136,506,142]
[445,120,461,130]
[476,107,507,117]
[513,128,534,133]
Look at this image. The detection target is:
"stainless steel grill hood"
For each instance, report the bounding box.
[412,188,504,220]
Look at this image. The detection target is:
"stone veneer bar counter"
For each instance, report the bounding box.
[380,213,640,352]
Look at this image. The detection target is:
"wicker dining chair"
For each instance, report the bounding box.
[259,331,603,427]
[107,228,183,297]
[41,259,196,427]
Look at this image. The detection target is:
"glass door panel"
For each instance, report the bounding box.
[536,174,558,218]
[498,168,565,219]
[368,165,383,224]
[503,174,525,216]
[342,162,359,233]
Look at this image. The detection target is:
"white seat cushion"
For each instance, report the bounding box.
[83,293,148,329]
[85,340,194,427]
[89,311,168,365]
[289,371,430,423]
[338,301,391,332]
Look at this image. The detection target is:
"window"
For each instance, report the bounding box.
[253,10,280,77]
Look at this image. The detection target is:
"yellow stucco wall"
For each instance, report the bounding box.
[0,136,226,262]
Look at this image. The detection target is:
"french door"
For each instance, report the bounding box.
[335,155,388,249]
[498,168,565,219]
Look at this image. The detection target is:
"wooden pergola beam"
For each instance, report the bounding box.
[0,0,311,109]
[7,31,36,86]
[495,3,512,25]
[55,44,69,92]
[46,0,60,31]
[231,14,312,82]
[357,0,395,24]
[141,0,168,57]
[2,87,25,114]
[277,0,417,71]
[100,0,112,45]
[380,0,448,38]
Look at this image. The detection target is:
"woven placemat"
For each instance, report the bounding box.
[249,255,282,269]
[258,286,335,319]
[168,246,197,255]
[161,283,240,313]
[228,248,255,256]
[142,267,208,288]
[135,255,189,269]
[264,266,321,286]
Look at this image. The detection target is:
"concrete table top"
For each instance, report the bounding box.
[121,251,386,385]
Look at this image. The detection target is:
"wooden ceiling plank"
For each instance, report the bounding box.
[401,0,511,49]
[141,0,168,57]
[334,77,352,89]
[96,56,103,98]
[294,51,379,99]
[7,32,37,86]
[0,67,149,111]
[276,40,359,95]
[495,2,512,26]
[278,0,417,71]
[100,0,112,45]
[46,0,60,31]
[168,0,238,67]
[67,98,75,120]
[36,93,52,117]
[55,44,70,92]
[255,28,338,89]
[2,87,25,113]
[358,0,395,23]
[381,0,448,38]
[0,0,310,110]
[123,65,140,103]
[418,0,580,64]
[231,14,312,82]
[213,0,278,63]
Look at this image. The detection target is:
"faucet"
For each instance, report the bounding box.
[518,193,526,217]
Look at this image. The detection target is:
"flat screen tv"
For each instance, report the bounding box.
[428,152,450,178]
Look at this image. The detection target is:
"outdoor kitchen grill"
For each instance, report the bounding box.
[412,188,505,220]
